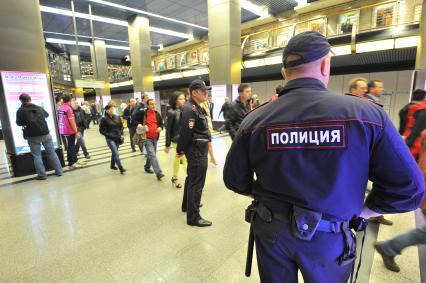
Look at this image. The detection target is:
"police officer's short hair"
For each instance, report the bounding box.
[412,89,426,101]
[238,84,251,94]
[19,93,31,103]
[349,78,367,92]
[368,80,382,91]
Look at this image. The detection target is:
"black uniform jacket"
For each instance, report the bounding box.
[177,98,211,154]
[223,78,424,221]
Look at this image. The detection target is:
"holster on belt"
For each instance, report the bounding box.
[291,205,322,241]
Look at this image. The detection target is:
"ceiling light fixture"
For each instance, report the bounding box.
[43,31,129,44]
[88,0,208,30]
[241,0,268,17]
[40,6,194,39]
[46,38,91,46]
[46,37,129,50]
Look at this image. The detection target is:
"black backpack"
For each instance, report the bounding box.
[20,106,49,138]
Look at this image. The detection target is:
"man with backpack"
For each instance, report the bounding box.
[16,93,63,180]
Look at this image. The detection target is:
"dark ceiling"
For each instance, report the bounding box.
[39,0,314,60]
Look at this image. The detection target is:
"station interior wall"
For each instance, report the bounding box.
[109,70,414,128]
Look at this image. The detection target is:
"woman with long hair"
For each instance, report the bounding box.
[99,104,126,174]
[200,98,219,166]
[165,91,187,188]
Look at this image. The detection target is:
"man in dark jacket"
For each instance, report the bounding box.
[72,100,90,159]
[225,84,251,140]
[123,98,138,152]
[16,93,63,180]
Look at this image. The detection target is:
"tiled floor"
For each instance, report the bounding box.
[0,126,422,282]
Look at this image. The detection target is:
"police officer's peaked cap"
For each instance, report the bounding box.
[189,79,211,93]
[283,31,331,68]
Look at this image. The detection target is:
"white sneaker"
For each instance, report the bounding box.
[76,161,87,166]
[69,163,83,169]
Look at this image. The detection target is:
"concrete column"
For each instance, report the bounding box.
[0,0,48,73]
[70,54,84,101]
[90,40,110,104]
[208,0,241,86]
[415,0,426,70]
[128,16,154,93]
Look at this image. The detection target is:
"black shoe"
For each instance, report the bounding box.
[145,169,154,174]
[132,148,137,152]
[110,166,118,170]
[368,215,393,226]
[157,173,165,180]
[119,166,126,174]
[374,242,400,272]
[188,218,212,227]
[36,175,47,180]
[84,154,91,159]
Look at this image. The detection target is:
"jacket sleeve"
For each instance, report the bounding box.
[176,107,195,154]
[399,106,408,135]
[16,108,23,126]
[42,108,49,118]
[406,110,426,148]
[165,110,175,147]
[365,115,425,214]
[157,112,164,129]
[223,127,254,196]
[99,118,112,139]
[225,104,236,134]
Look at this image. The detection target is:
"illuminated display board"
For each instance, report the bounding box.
[211,85,228,122]
[0,71,59,154]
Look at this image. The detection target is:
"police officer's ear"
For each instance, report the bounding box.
[281,67,286,80]
[320,55,331,79]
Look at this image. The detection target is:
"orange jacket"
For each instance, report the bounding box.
[417,129,426,209]
[403,101,426,159]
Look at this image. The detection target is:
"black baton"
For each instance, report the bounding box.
[245,226,255,277]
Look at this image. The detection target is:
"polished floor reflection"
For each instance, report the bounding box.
[0,126,422,282]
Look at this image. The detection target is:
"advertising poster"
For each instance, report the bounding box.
[232,84,240,101]
[0,71,59,154]
[211,85,228,122]
[166,56,176,69]
[188,50,199,65]
[146,91,155,100]
[102,95,111,107]
[134,91,141,100]
[339,13,356,34]
[76,97,84,105]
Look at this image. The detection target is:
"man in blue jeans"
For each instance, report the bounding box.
[16,93,63,180]
[143,99,165,180]
[375,209,426,272]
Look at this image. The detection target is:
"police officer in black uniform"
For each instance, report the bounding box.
[223,31,424,283]
[177,79,212,227]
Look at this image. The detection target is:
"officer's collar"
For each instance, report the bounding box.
[279,78,327,97]
[189,98,203,109]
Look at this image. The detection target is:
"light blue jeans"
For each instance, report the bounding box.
[379,210,426,256]
[27,134,63,177]
[106,138,122,168]
[144,138,162,175]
